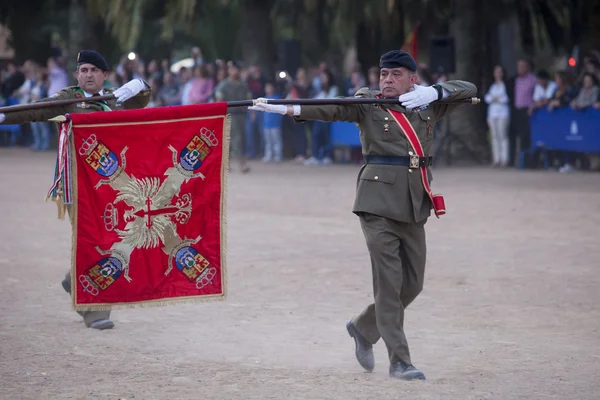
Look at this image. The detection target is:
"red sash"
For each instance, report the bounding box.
[386,109,446,218]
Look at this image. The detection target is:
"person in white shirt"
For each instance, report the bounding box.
[484,65,510,167]
[46,57,68,97]
[179,66,194,105]
[530,69,557,115]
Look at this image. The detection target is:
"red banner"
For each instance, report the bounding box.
[401,22,421,63]
[59,103,229,310]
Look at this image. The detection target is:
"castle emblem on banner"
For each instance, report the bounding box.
[180,127,219,171]
[79,134,120,177]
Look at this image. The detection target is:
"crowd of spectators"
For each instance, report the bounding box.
[484,51,600,172]
[0,47,382,164]
[2,45,599,172]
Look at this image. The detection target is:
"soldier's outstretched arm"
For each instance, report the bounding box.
[433,80,478,120]
[0,88,71,125]
[248,87,373,123]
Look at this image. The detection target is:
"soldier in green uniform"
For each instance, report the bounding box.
[0,50,151,330]
[215,60,252,173]
[250,50,477,380]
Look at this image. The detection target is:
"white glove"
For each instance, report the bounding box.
[398,84,439,110]
[0,113,5,123]
[113,79,146,103]
[247,102,288,114]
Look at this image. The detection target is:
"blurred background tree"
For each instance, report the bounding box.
[1,0,599,160]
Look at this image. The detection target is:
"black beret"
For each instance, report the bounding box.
[379,50,417,71]
[77,50,109,71]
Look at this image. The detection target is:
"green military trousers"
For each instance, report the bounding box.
[229,113,247,166]
[351,213,427,365]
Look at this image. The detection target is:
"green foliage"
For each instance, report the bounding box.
[83,0,243,63]
[482,0,600,54]
[2,0,599,73]
[86,0,152,52]
[78,0,600,71]
[191,0,242,61]
[0,0,70,64]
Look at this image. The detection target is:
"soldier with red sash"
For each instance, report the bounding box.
[249,50,477,380]
[0,50,151,330]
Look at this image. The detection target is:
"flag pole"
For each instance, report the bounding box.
[226,97,481,107]
[0,95,480,114]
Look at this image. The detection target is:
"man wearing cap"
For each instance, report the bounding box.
[215,60,252,173]
[249,50,477,380]
[0,50,152,330]
[0,50,150,125]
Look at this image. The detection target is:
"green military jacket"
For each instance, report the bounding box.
[2,84,151,125]
[294,80,477,223]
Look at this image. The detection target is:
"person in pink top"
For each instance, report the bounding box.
[188,64,214,104]
[509,59,537,166]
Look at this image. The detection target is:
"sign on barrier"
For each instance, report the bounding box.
[530,108,600,153]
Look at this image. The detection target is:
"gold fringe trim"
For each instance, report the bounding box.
[73,293,226,312]
[70,133,79,308]
[220,113,231,302]
[71,113,232,312]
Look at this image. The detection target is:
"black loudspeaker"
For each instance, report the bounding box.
[277,39,301,78]
[429,36,456,74]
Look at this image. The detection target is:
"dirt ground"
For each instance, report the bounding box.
[1,147,599,400]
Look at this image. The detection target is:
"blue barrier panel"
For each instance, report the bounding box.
[0,124,21,133]
[330,121,361,147]
[530,108,600,152]
[0,97,22,140]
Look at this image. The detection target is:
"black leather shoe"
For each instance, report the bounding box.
[87,319,115,330]
[61,277,71,294]
[346,321,375,372]
[389,361,426,380]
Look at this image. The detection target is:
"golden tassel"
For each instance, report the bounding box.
[56,189,67,220]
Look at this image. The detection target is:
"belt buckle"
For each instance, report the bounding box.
[409,154,420,169]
